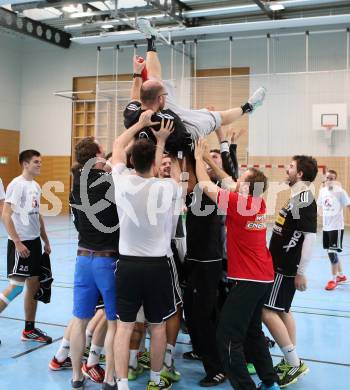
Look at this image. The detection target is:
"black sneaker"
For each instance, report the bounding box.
[183,351,202,361]
[71,377,85,390]
[199,373,226,387]
[102,382,118,390]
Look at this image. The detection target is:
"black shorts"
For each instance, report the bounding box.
[323,230,344,252]
[168,255,183,307]
[116,255,177,324]
[7,237,42,278]
[264,273,296,313]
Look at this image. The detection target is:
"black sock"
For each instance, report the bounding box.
[25,321,35,331]
[241,102,253,114]
[147,36,156,52]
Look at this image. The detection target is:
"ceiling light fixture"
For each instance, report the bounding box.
[62,5,78,13]
[268,3,285,11]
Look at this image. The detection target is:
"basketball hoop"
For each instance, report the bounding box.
[322,124,334,140]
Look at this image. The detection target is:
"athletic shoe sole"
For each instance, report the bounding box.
[279,366,309,388]
[49,363,72,371]
[21,336,51,343]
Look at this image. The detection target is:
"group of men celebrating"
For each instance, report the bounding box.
[0,16,349,390]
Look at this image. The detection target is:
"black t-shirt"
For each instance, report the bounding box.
[269,190,317,276]
[123,101,193,155]
[186,189,224,261]
[70,168,119,252]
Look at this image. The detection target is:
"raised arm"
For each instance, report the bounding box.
[152,119,174,173]
[200,139,238,191]
[194,139,221,204]
[130,56,146,101]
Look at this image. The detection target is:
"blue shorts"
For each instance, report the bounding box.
[73,255,117,321]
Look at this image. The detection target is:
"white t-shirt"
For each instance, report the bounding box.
[5,175,41,241]
[317,185,350,231]
[112,163,182,257]
[0,178,5,200]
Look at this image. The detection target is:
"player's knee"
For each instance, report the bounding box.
[0,280,25,305]
[327,251,339,264]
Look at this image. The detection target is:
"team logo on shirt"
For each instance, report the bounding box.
[283,230,303,252]
[246,214,266,230]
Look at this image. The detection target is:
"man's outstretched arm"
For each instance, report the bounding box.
[130,56,145,102]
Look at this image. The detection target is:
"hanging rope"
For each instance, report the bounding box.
[114,45,120,139]
[95,46,101,139]
[170,40,174,82]
[193,39,197,109]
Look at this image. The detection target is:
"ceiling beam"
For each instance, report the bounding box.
[0,6,71,48]
[147,0,186,25]
[251,0,274,19]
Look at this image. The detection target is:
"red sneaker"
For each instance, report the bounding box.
[82,362,105,383]
[336,275,347,284]
[325,280,337,290]
[22,328,52,343]
[49,356,72,371]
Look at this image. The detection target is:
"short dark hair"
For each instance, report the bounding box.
[210,149,221,155]
[327,169,337,178]
[246,168,268,196]
[19,150,41,166]
[292,155,318,183]
[131,139,156,173]
[75,137,100,166]
[140,83,163,105]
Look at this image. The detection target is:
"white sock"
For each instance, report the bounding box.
[116,378,129,390]
[332,274,337,281]
[55,338,70,362]
[338,271,343,276]
[87,344,103,366]
[281,345,300,367]
[85,329,93,348]
[164,343,175,367]
[150,370,161,384]
[129,349,139,369]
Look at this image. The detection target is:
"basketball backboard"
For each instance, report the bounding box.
[312,104,347,131]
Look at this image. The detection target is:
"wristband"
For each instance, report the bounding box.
[133,73,142,78]
[220,141,229,154]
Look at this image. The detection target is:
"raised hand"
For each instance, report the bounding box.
[138,109,160,128]
[152,118,174,142]
[133,55,146,74]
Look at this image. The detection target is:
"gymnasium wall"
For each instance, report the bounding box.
[0,33,22,132]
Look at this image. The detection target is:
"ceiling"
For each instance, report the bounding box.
[1,0,350,48]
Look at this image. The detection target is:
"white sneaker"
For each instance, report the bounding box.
[248,86,267,112]
[136,17,159,39]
